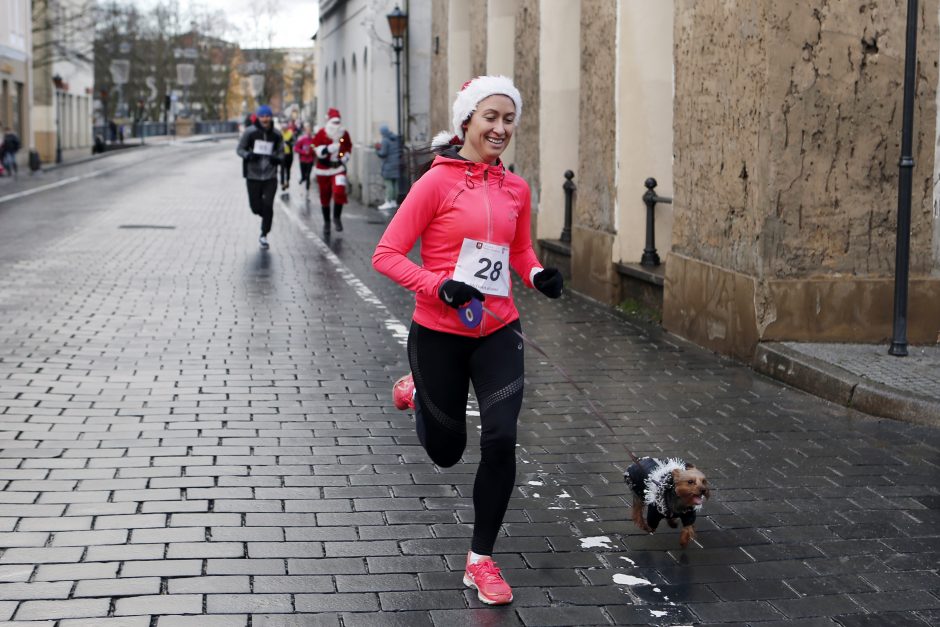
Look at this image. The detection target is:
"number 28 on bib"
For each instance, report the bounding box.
[452,238,511,297]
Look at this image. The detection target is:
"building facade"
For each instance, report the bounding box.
[33,0,95,163]
[427,0,940,360]
[1,0,33,161]
[317,0,432,205]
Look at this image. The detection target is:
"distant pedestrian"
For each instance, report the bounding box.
[294,122,316,194]
[1,127,21,177]
[280,121,296,191]
[312,107,352,232]
[372,76,564,606]
[374,124,401,209]
[243,113,258,131]
[236,104,284,249]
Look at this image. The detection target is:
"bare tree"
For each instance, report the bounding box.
[32,0,97,70]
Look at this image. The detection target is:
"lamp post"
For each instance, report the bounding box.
[386,5,408,142]
[52,74,63,164]
[888,0,919,357]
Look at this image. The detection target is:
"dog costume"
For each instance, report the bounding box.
[625,457,701,531]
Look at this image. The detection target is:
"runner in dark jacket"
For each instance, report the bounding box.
[236,105,283,249]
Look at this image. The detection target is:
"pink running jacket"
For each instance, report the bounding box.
[372,153,543,337]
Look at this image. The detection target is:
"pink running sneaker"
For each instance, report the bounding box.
[392,373,415,410]
[463,553,513,605]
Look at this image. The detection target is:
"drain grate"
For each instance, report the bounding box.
[119,225,177,229]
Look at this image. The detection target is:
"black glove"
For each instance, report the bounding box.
[533,268,563,299]
[438,279,485,309]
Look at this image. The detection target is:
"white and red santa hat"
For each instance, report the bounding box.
[326,107,341,122]
[431,75,522,149]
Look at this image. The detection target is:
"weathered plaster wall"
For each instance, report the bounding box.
[672,0,939,281]
[430,0,450,136]
[573,0,618,303]
[470,0,488,79]
[513,0,540,193]
[668,0,940,354]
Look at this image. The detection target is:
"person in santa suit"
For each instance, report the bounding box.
[312,107,353,232]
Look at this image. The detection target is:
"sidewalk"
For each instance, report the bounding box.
[755,342,940,427]
[0,146,938,625]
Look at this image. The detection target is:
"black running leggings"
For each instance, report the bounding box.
[407,320,524,555]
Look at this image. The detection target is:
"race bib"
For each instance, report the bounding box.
[253,140,274,156]
[453,238,510,297]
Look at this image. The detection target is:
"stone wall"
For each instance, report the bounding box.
[470,0,488,78]
[672,0,939,281]
[513,0,540,193]
[668,0,940,354]
[573,0,618,303]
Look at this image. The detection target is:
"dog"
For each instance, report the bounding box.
[624,457,710,548]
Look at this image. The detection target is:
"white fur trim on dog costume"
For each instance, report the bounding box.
[643,457,700,517]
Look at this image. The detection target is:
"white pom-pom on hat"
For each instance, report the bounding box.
[434,75,522,147]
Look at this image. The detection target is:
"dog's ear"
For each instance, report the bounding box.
[685,462,696,470]
[671,468,683,483]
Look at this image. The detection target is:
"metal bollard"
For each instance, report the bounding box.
[641,178,672,267]
[560,170,575,243]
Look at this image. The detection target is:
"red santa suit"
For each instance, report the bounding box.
[313,108,353,208]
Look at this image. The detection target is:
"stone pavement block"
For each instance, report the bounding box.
[121,560,202,578]
[14,598,111,620]
[0,532,49,547]
[342,611,433,627]
[74,577,160,597]
[0,565,33,583]
[167,576,250,594]
[335,574,419,593]
[0,581,71,600]
[252,614,340,627]
[59,618,151,627]
[253,575,333,594]
[157,617,248,627]
[114,594,202,616]
[86,543,164,562]
[294,593,380,612]
[206,559,286,575]
[515,606,612,626]
[288,558,366,576]
[166,542,244,559]
[688,599,788,622]
[0,547,83,564]
[205,594,293,613]
[366,556,445,574]
[247,542,323,558]
[93,514,166,530]
[34,562,119,581]
[379,590,466,611]
[52,529,129,546]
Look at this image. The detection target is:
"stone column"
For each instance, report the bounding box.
[485,0,517,166]
[537,0,580,242]
[665,0,940,359]
[574,0,618,303]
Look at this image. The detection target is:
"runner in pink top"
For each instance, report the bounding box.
[372,76,563,606]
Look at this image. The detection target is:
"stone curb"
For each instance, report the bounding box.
[754,342,940,427]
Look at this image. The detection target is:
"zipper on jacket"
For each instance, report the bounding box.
[481,168,492,337]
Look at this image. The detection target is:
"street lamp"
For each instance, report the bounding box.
[52,74,63,164]
[386,5,407,141]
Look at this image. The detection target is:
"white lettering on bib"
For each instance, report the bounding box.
[453,238,510,297]
[253,140,274,156]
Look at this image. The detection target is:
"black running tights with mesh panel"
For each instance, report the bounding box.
[407,320,525,556]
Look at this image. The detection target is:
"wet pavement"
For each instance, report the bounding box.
[0,140,938,626]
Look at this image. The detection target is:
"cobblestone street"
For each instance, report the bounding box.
[0,141,938,626]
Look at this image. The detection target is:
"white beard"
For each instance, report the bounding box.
[325,119,344,140]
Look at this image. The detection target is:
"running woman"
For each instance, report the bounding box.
[372,75,564,606]
[294,122,316,194]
